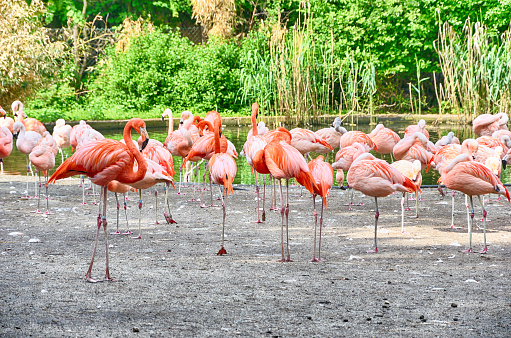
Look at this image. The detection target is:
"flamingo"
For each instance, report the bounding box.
[340,130,376,152]
[435,131,460,148]
[163,109,192,194]
[404,119,430,139]
[107,180,134,235]
[332,142,367,208]
[139,137,176,225]
[289,127,334,158]
[368,123,400,159]
[242,103,269,223]
[13,121,42,197]
[247,121,269,140]
[390,160,422,233]
[47,118,149,282]
[205,118,237,255]
[308,155,334,262]
[0,126,13,172]
[393,132,434,170]
[440,153,510,253]
[472,113,508,137]
[29,135,56,214]
[69,120,92,150]
[347,152,418,253]
[0,106,14,133]
[129,158,174,239]
[52,119,72,161]
[476,136,508,154]
[314,117,347,150]
[259,128,317,262]
[12,100,46,135]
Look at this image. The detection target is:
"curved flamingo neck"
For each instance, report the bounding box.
[251,104,259,136]
[123,121,147,183]
[168,115,174,134]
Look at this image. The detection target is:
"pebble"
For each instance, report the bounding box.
[451,303,458,308]
[133,327,140,332]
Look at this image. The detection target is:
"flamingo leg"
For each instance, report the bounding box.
[177,158,183,195]
[86,186,106,283]
[262,175,266,221]
[81,176,87,205]
[450,191,461,229]
[217,186,227,255]
[33,168,38,199]
[400,193,405,234]
[164,183,177,224]
[367,197,379,253]
[465,194,470,233]
[278,180,285,262]
[253,172,262,223]
[477,195,488,254]
[111,193,121,234]
[414,191,419,218]
[44,173,52,215]
[284,179,292,262]
[311,195,320,262]
[134,190,143,239]
[208,169,218,207]
[122,193,132,235]
[34,171,42,213]
[462,196,474,253]
[318,201,324,261]
[154,188,159,225]
[101,186,116,281]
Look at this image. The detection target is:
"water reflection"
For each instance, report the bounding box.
[3,120,510,186]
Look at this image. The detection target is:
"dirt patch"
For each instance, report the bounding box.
[1,176,510,336]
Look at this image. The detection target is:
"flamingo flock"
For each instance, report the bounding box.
[1,100,510,283]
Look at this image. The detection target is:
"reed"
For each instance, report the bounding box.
[434,11,511,121]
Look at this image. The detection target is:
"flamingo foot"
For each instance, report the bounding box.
[479,247,488,254]
[155,221,159,225]
[461,248,473,253]
[81,202,87,205]
[366,248,378,253]
[401,230,406,234]
[285,257,293,262]
[418,198,425,201]
[44,211,54,215]
[217,246,227,255]
[270,207,279,211]
[122,230,133,235]
[164,213,177,224]
[253,219,263,223]
[103,276,119,282]
[356,203,364,206]
[132,234,142,239]
[210,204,219,207]
[450,225,462,229]
[110,231,121,235]
[176,192,185,195]
[404,207,412,211]
[85,275,99,283]
[33,209,42,214]
[408,197,416,201]
[310,257,323,262]
[188,198,199,202]
[199,204,209,208]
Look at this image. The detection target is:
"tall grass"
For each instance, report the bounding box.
[434,12,511,122]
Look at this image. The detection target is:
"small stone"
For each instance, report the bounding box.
[343,319,348,322]
[453,318,459,321]
[384,300,390,305]
[387,281,391,284]
[451,303,458,308]
[133,327,140,333]
[366,317,371,321]
[419,315,424,319]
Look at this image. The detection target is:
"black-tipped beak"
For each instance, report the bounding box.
[141,138,149,151]
[179,121,183,125]
[13,132,18,139]
[503,159,507,170]
[161,116,165,122]
[472,156,476,160]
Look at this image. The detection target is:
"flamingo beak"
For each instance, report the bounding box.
[139,127,149,151]
[161,115,165,122]
[503,159,507,170]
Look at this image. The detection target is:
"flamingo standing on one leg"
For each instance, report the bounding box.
[472,113,508,137]
[47,118,150,283]
[12,100,47,135]
[308,155,334,262]
[347,152,419,253]
[332,142,367,208]
[0,126,13,172]
[0,106,14,133]
[314,117,347,151]
[13,122,42,198]
[390,160,422,233]
[368,123,400,160]
[440,153,510,253]
[404,119,430,139]
[242,103,269,223]
[52,119,72,162]
[29,135,57,214]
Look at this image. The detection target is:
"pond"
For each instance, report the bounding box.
[3,119,510,186]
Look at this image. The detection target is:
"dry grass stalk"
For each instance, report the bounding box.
[116,17,154,53]
[191,0,235,38]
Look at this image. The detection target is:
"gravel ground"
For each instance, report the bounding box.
[1,175,511,337]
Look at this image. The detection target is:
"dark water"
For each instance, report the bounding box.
[3,120,510,185]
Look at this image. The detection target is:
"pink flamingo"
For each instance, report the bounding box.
[207,118,237,255]
[314,117,347,150]
[247,121,269,140]
[308,155,334,262]
[347,152,418,253]
[163,109,192,194]
[393,132,434,170]
[390,160,422,232]
[368,123,400,159]
[242,103,268,223]
[290,127,334,158]
[332,142,366,208]
[340,130,376,152]
[69,120,92,150]
[0,106,14,133]
[139,137,176,224]
[129,158,174,239]
[259,128,318,262]
[404,119,430,139]
[473,113,508,137]
[13,121,42,197]
[52,119,72,161]
[0,126,13,172]
[435,132,460,148]
[440,153,510,253]
[476,136,508,154]
[29,136,56,214]
[47,118,149,282]
[12,101,47,135]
